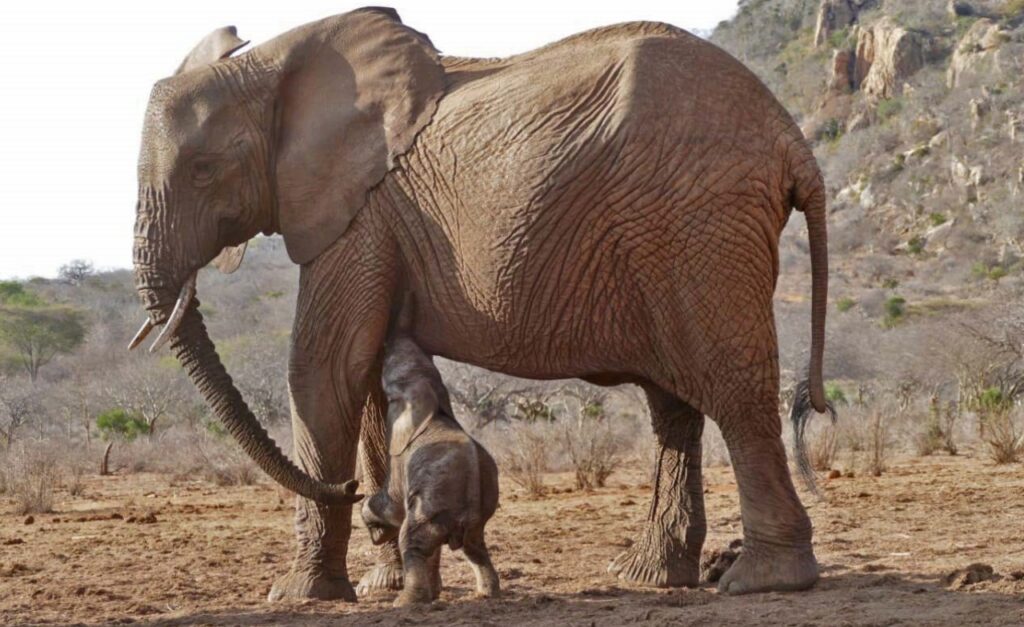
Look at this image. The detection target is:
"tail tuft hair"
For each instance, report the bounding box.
[790,378,837,496]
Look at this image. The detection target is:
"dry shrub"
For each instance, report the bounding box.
[916,399,959,457]
[983,411,1024,464]
[559,417,624,491]
[5,444,61,514]
[807,424,839,471]
[197,438,261,486]
[493,421,552,498]
[866,409,890,477]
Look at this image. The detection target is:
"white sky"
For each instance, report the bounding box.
[0,1,739,279]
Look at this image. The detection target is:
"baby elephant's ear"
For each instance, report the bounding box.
[175,26,249,75]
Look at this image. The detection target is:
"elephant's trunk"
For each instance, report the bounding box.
[132,189,359,504]
[165,298,361,504]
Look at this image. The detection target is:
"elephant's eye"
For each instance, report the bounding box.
[189,158,218,187]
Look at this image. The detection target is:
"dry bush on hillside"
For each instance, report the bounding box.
[915,396,960,456]
[4,443,61,514]
[807,424,840,471]
[983,410,1024,464]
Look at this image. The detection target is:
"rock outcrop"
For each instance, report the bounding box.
[948,19,1011,88]
[814,0,877,47]
[828,49,856,93]
[854,18,926,99]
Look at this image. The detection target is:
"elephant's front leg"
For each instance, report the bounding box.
[267,345,363,601]
[268,224,396,602]
[609,386,705,587]
[355,383,404,597]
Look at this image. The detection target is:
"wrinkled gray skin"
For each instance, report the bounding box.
[362,329,500,606]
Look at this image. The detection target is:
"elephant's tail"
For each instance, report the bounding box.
[790,151,835,494]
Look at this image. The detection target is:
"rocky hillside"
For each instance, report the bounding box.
[713,0,1024,385]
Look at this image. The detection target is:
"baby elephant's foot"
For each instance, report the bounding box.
[393,586,434,607]
[473,583,500,599]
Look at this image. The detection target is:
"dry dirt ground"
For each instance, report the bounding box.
[2,454,1023,626]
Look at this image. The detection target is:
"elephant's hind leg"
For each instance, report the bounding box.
[463,527,500,598]
[608,386,705,588]
[712,341,818,594]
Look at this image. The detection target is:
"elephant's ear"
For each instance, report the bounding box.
[175,26,249,75]
[272,8,446,264]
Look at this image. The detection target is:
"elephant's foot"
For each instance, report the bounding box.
[356,560,403,597]
[267,568,356,602]
[392,586,433,607]
[607,528,699,588]
[716,542,818,595]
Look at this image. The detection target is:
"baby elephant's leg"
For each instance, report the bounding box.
[462,527,500,598]
[427,547,442,601]
[395,519,447,606]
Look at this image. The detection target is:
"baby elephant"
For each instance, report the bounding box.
[362,330,500,606]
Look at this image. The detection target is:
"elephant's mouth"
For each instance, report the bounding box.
[128,272,196,353]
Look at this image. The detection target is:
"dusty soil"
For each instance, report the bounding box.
[2,454,1023,626]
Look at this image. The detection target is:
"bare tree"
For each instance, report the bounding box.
[104,359,186,437]
[0,375,40,450]
[57,260,95,286]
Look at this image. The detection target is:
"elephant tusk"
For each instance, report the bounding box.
[148,273,197,353]
[127,319,155,351]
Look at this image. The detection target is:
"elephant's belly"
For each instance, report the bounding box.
[407,233,658,381]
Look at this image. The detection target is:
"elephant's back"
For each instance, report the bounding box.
[386,23,804,379]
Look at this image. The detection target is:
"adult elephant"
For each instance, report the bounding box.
[130,8,830,601]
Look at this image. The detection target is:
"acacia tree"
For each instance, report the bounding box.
[0,301,86,382]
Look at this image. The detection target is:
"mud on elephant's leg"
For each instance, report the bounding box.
[609,387,705,588]
[716,400,818,594]
[355,382,404,597]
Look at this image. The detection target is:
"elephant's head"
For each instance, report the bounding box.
[361,495,400,545]
[129,8,445,503]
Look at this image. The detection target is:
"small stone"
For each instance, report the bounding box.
[110,513,123,520]
[2,538,25,545]
[23,515,34,525]
[827,469,842,479]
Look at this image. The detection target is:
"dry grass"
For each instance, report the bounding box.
[866,409,891,477]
